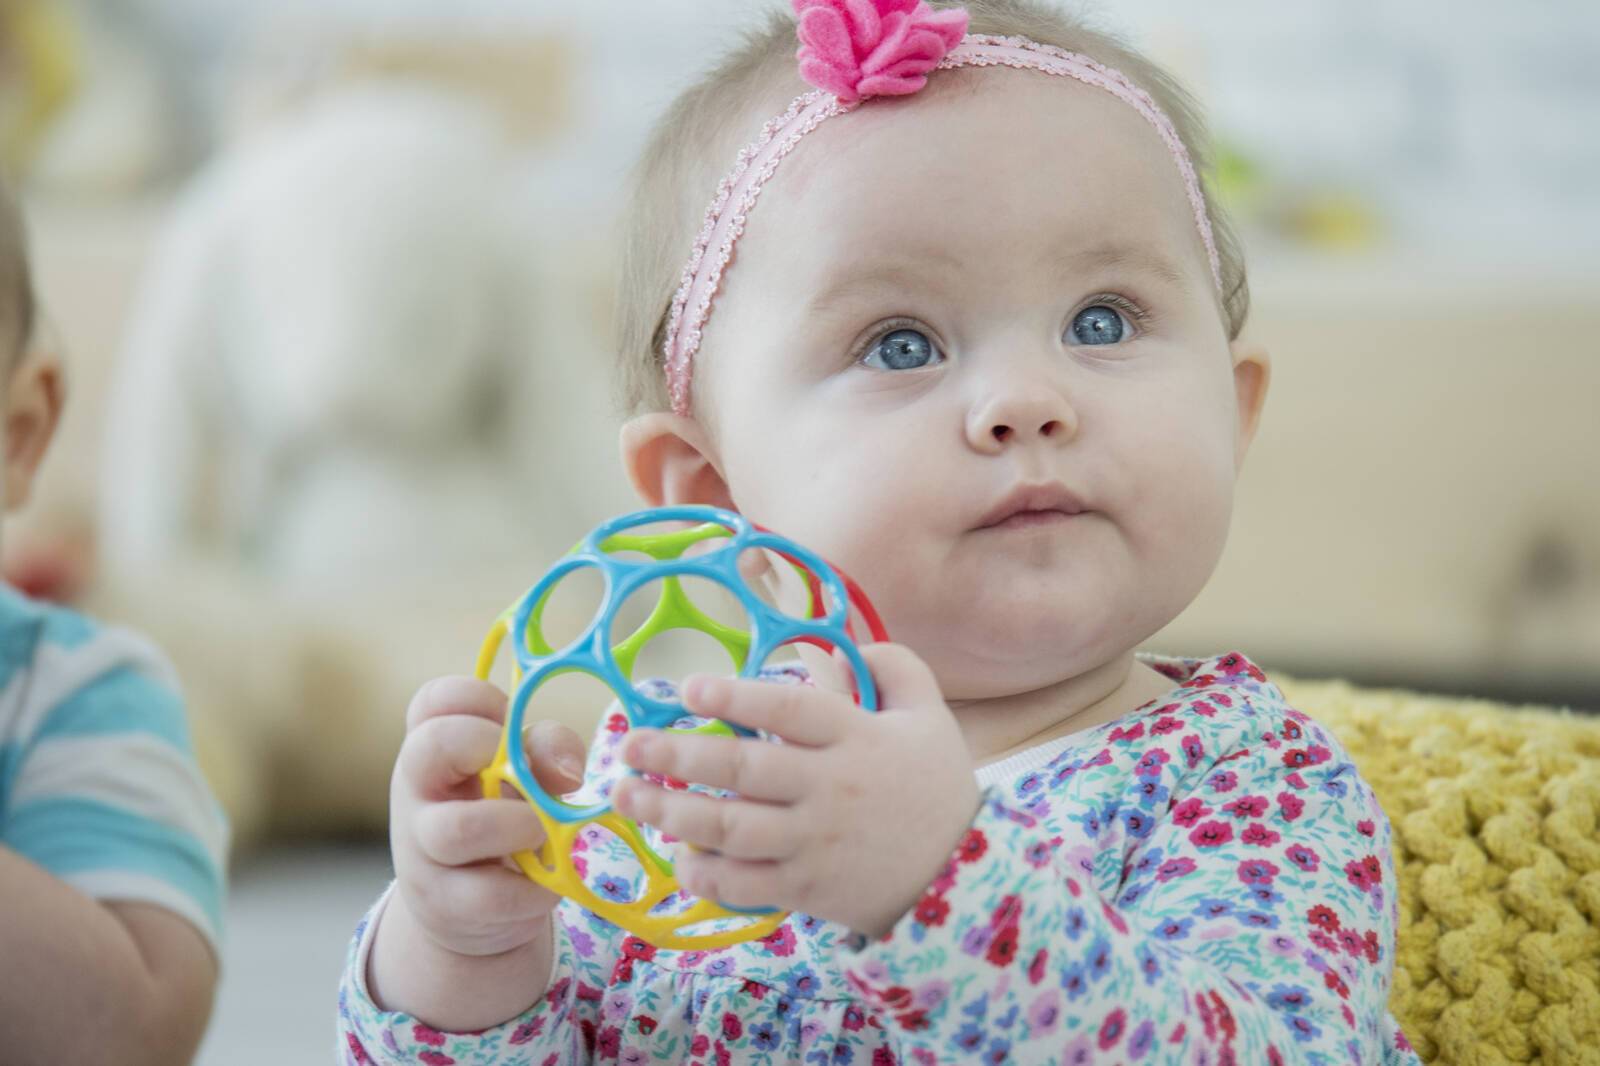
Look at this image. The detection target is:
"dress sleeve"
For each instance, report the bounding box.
[839,683,1411,1064]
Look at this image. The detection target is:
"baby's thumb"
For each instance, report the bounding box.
[858,642,943,711]
[523,719,589,796]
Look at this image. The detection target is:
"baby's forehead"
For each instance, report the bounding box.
[748,70,1211,289]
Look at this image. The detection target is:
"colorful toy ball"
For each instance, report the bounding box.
[475,505,887,949]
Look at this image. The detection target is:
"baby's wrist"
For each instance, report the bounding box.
[368,888,554,1031]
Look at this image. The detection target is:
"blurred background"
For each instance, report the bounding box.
[2,0,1596,1061]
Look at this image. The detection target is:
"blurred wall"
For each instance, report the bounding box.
[6,0,1598,731]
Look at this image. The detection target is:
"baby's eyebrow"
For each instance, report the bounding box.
[803,256,959,319]
[804,239,1195,319]
[1050,241,1195,292]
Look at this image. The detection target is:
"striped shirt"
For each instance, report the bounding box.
[0,584,227,954]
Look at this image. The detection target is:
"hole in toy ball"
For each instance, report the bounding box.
[506,670,628,804]
[607,576,751,695]
[520,563,607,657]
[761,639,865,705]
[842,589,884,645]
[737,546,843,622]
[570,821,655,906]
[605,579,657,653]
[621,619,745,698]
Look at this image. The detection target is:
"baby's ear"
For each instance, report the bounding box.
[618,412,735,511]
[3,346,66,512]
[1228,336,1271,471]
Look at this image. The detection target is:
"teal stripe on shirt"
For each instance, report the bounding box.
[0,741,21,816]
[0,585,95,661]
[0,610,39,677]
[35,604,97,650]
[3,794,223,936]
[28,665,193,752]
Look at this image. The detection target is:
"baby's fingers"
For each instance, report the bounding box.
[397,714,504,799]
[414,798,547,868]
[615,780,796,861]
[406,675,508,731]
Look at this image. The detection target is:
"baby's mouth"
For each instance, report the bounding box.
[981,509,1083,532]
[974,481,1090,531]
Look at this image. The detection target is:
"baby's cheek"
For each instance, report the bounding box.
[1148,456,1236,598]
[1113,400,1235,543]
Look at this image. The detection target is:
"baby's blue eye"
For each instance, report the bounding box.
[863,328,941,371]
[1069,305,1130,346]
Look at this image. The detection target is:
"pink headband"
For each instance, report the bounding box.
[662,0,1222,416]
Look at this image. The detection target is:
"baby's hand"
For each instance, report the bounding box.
[613,644,980,939]
[389,676,587,960]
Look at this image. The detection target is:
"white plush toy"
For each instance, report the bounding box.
[101,81,618,589]
[95,81,630,842]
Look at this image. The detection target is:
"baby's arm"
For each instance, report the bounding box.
[0,623,227,1065]
[0,849,216,1066]
[842,684,1410,1063]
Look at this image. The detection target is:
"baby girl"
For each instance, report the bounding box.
[338,2,1419,1062]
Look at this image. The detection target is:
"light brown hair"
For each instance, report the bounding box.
[613,0,1250,418]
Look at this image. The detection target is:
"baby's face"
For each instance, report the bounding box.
[694,72,1256,700]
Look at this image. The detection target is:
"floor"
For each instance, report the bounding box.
[195,840,393,1066]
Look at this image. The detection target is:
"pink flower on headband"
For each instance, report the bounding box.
[792,0,969,103]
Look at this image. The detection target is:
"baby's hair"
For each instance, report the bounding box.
[615,0,1250,418]
[0,177,36,368]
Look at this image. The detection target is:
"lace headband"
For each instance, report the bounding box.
[662,0,1222,416]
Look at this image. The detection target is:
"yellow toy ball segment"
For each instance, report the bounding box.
[475,505,888,951]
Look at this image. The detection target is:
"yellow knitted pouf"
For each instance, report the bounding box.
[1279,677,1600,1066]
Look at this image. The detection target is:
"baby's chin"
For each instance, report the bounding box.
[895,599,1137,693]
[920,556,1131,631]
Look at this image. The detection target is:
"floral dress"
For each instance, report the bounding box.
[338,650,1420,1065]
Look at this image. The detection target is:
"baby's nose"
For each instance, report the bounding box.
[989,414,1068,444]
[969,387,1078,451]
